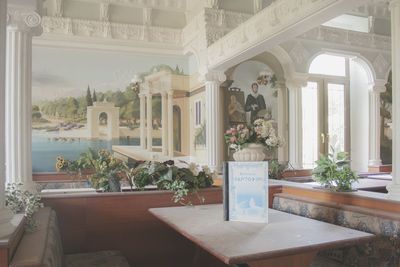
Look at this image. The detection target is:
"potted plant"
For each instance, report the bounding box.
[126,160,215,205]
[224,119,284,161]
[268,160,289,180]
[56,149,126,192]
[312,150,358,192]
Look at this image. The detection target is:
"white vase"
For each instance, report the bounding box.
[233,143,266,161]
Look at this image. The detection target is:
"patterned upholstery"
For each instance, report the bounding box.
[273,194,400,267]
[10,207,131,267]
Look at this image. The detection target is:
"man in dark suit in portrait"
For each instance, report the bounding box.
[245,83,266,123]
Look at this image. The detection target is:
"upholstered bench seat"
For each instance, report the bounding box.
[10,207,131,267]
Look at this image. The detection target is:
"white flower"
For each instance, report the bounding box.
[202,165,211,175]
[188,162,199,176]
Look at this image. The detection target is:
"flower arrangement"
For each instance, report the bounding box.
[126,160,215,205]
[224,119,284,152]
[5,183,43,232]
[56,149,126,192]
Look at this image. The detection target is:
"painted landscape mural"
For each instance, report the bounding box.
[32,47,188,172]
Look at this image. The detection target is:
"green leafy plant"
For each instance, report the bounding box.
[268,160,288,180]
[5,183,44,232]
[126,161,214,205]
[312,149,358,192]
[56,149,127,192]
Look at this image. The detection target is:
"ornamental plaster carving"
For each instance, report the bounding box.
[100,3,110,22]
[7,8,42,34]
[298,26,391,51]
[289,42,310,65]
[373,53,390,77]
[54,0,63,17]
[206,0,366,69]
[79,0,186,10]
[41,16,181,45]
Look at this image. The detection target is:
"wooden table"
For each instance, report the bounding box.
[149,204,374,267]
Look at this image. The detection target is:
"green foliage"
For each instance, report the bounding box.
[86,86,93,107]
[56,149,126,192]
[268,160,288,180]
[5,183,43,232]
[312,149,358,192]
[92,90,97,102]
[127,161,214,205]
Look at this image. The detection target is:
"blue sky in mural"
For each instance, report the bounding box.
[32,47,189,103]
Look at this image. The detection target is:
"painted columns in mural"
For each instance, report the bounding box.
[388,0,400,200]
[203,71,226,172]
[368,81,386,166]
[139,93,146,150]
[276,81,288,162]
[161,92,168,156]
[287,77,307,170]
[6,1,42,189]
[146,93,153,151]
[167,90,174,158]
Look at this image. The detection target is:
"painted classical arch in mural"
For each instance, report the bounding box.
[87,102,120,139]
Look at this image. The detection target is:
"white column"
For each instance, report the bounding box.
[6,2,42,190]
[161,92,168,156]
[202,71,226,173]
[139,93,146,150]
[146,93,152,151]
[287,77,307,170]
[388,0,400,199]
[167,91,174,158]
[368,82,386,166]
[276,81,288,162]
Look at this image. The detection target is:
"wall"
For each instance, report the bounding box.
[349,60,369,172]
[32,46,189,172]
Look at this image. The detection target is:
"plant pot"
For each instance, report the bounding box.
[108,174,121,192]
[233,143,265,161]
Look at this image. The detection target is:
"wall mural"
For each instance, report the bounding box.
[380,71,392,165]
[32,47,188,172]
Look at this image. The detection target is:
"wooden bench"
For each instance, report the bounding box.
[273,193,400,267]
[9,207,131,267]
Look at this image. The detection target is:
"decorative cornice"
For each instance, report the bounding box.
[72,0,187,11]
[206,0,366,69]
[40,16,182,46]
[298,26,391,52]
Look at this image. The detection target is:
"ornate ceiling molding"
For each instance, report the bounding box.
[206,0,366,70]
[70,0,187,12]
[298,26,391,52]
[40,16,182,46]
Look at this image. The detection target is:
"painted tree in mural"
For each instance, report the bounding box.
[380,71,392,164]
[93,90,97,102]
[86,86,93,107]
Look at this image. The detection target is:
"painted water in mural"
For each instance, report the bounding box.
[32,47,188,172]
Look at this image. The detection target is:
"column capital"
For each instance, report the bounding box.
[389,0,400,10]
[199,69,226,84]
[368,79,387,93]
[7,0,42,35]
[167,90,174,96]
[285,74,308,90]
[275,80,287,90]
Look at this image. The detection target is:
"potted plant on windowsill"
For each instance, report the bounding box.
[312,149,358,192]
[224,119,284,161]
[56,149,126,192]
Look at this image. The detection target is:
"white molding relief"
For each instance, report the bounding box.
[299,26,391,52]
[70,0,187,11]
[40,16,182,45]
[206,0,366,70]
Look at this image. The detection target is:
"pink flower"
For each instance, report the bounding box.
[226,129,232,134]
[230,137,237,143]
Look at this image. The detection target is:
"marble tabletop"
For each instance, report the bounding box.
[149,204,375,265]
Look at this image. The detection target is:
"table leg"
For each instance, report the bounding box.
[246,251,317,267]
